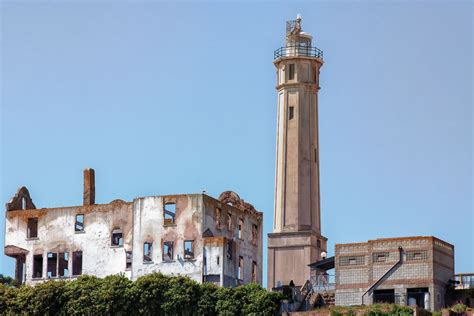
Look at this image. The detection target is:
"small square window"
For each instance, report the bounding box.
[143,242,153,262]
[288,64,295,80]
[75,214,84,232]
[164,203,176,225]
[227,213,232,230]
[252,261,257,283]
[184,240,194,260]
[27,217,38,238]
[238,256,244,280]
[215,207,222,229]
[238,218,244,239]
[111,228,123,247]
[163,241,174,261]
[126,251,132,269]
[72,251,82,276]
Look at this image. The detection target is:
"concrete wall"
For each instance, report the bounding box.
[5,200,133,284]
[131,194,204,283]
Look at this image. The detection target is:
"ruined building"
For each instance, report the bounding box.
[267,16,327,289]
[4,169,263,286]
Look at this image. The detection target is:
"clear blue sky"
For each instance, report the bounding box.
[1,1,472,284]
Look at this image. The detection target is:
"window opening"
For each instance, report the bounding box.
[289,106,294,120]
[72,251,83,276]
[184,240,194,259]
[227,240,233,260]
[238,256,244,280]
[252,261,257,283]
[58,252,69,277]
[75,214,84,232]
[163,241,173,261]
[215,207,222,229]
[252,224,258,245]
[143,242,153,262]
[227,212,232,230]
[33,254,43,278]
[27,217,38,238]
[373,289,395,304]
[164,203,176,225]
[111,228,123,247]
[217,256,220,265]
[406,250,428,261]
[288,64,295,80]
[126,251,132,269]
[373,252,390,263]
[339,255,365,266]
[47,252,57,278]
[238,218,244,239]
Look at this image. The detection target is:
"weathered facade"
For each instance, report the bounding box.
[335,236,454,311]
[268,16,327,289]
[4,169,263,287]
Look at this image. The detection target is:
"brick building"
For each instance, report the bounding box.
[335,236,454,311]
[4,169,263,287]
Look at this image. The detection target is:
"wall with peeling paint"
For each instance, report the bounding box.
[5,192,262,287]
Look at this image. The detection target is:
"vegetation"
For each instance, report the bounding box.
[0,273,283,316]
[327,304,413,316]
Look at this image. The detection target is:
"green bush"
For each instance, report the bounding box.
[0,274,284,315]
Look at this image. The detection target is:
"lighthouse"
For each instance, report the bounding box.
[268,16,327,288]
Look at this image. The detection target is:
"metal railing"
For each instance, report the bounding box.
[451,273,474,290]
[310,274,336,292]
[274,45,323,60]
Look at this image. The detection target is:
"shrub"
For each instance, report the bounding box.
[0,274,284,315]
[451,303,467,314]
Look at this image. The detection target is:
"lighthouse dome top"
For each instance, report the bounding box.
[274,16,323,60]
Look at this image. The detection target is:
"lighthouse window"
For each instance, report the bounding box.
[289,106,294,120]
[288,64,295,80]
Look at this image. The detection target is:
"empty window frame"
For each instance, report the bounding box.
[288,63,295,80]
[339,255,365,266]
[289,106,294,120]
[126,251,132,269]
[32,254,43,278]
[227,212,232,230]
[238,218,244,239]
[164,202,176,225]
[373,252,390,263]
[58,252,69,277]
[47,252,58,278]
[215,207,222,229]
[406,250,428,261]
[163,241,174,261]
[238,256,244,280]
[184,240,194,260]
[143,242,153,262]
[72,251,83,276]
[111,228,123,247]
[75,214,84,232]
[252,224,258,245]
[27,217,38,238]
[252,261,257,283]
[227,240,233,260]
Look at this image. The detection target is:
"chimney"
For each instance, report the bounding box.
[83,168,95,206]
